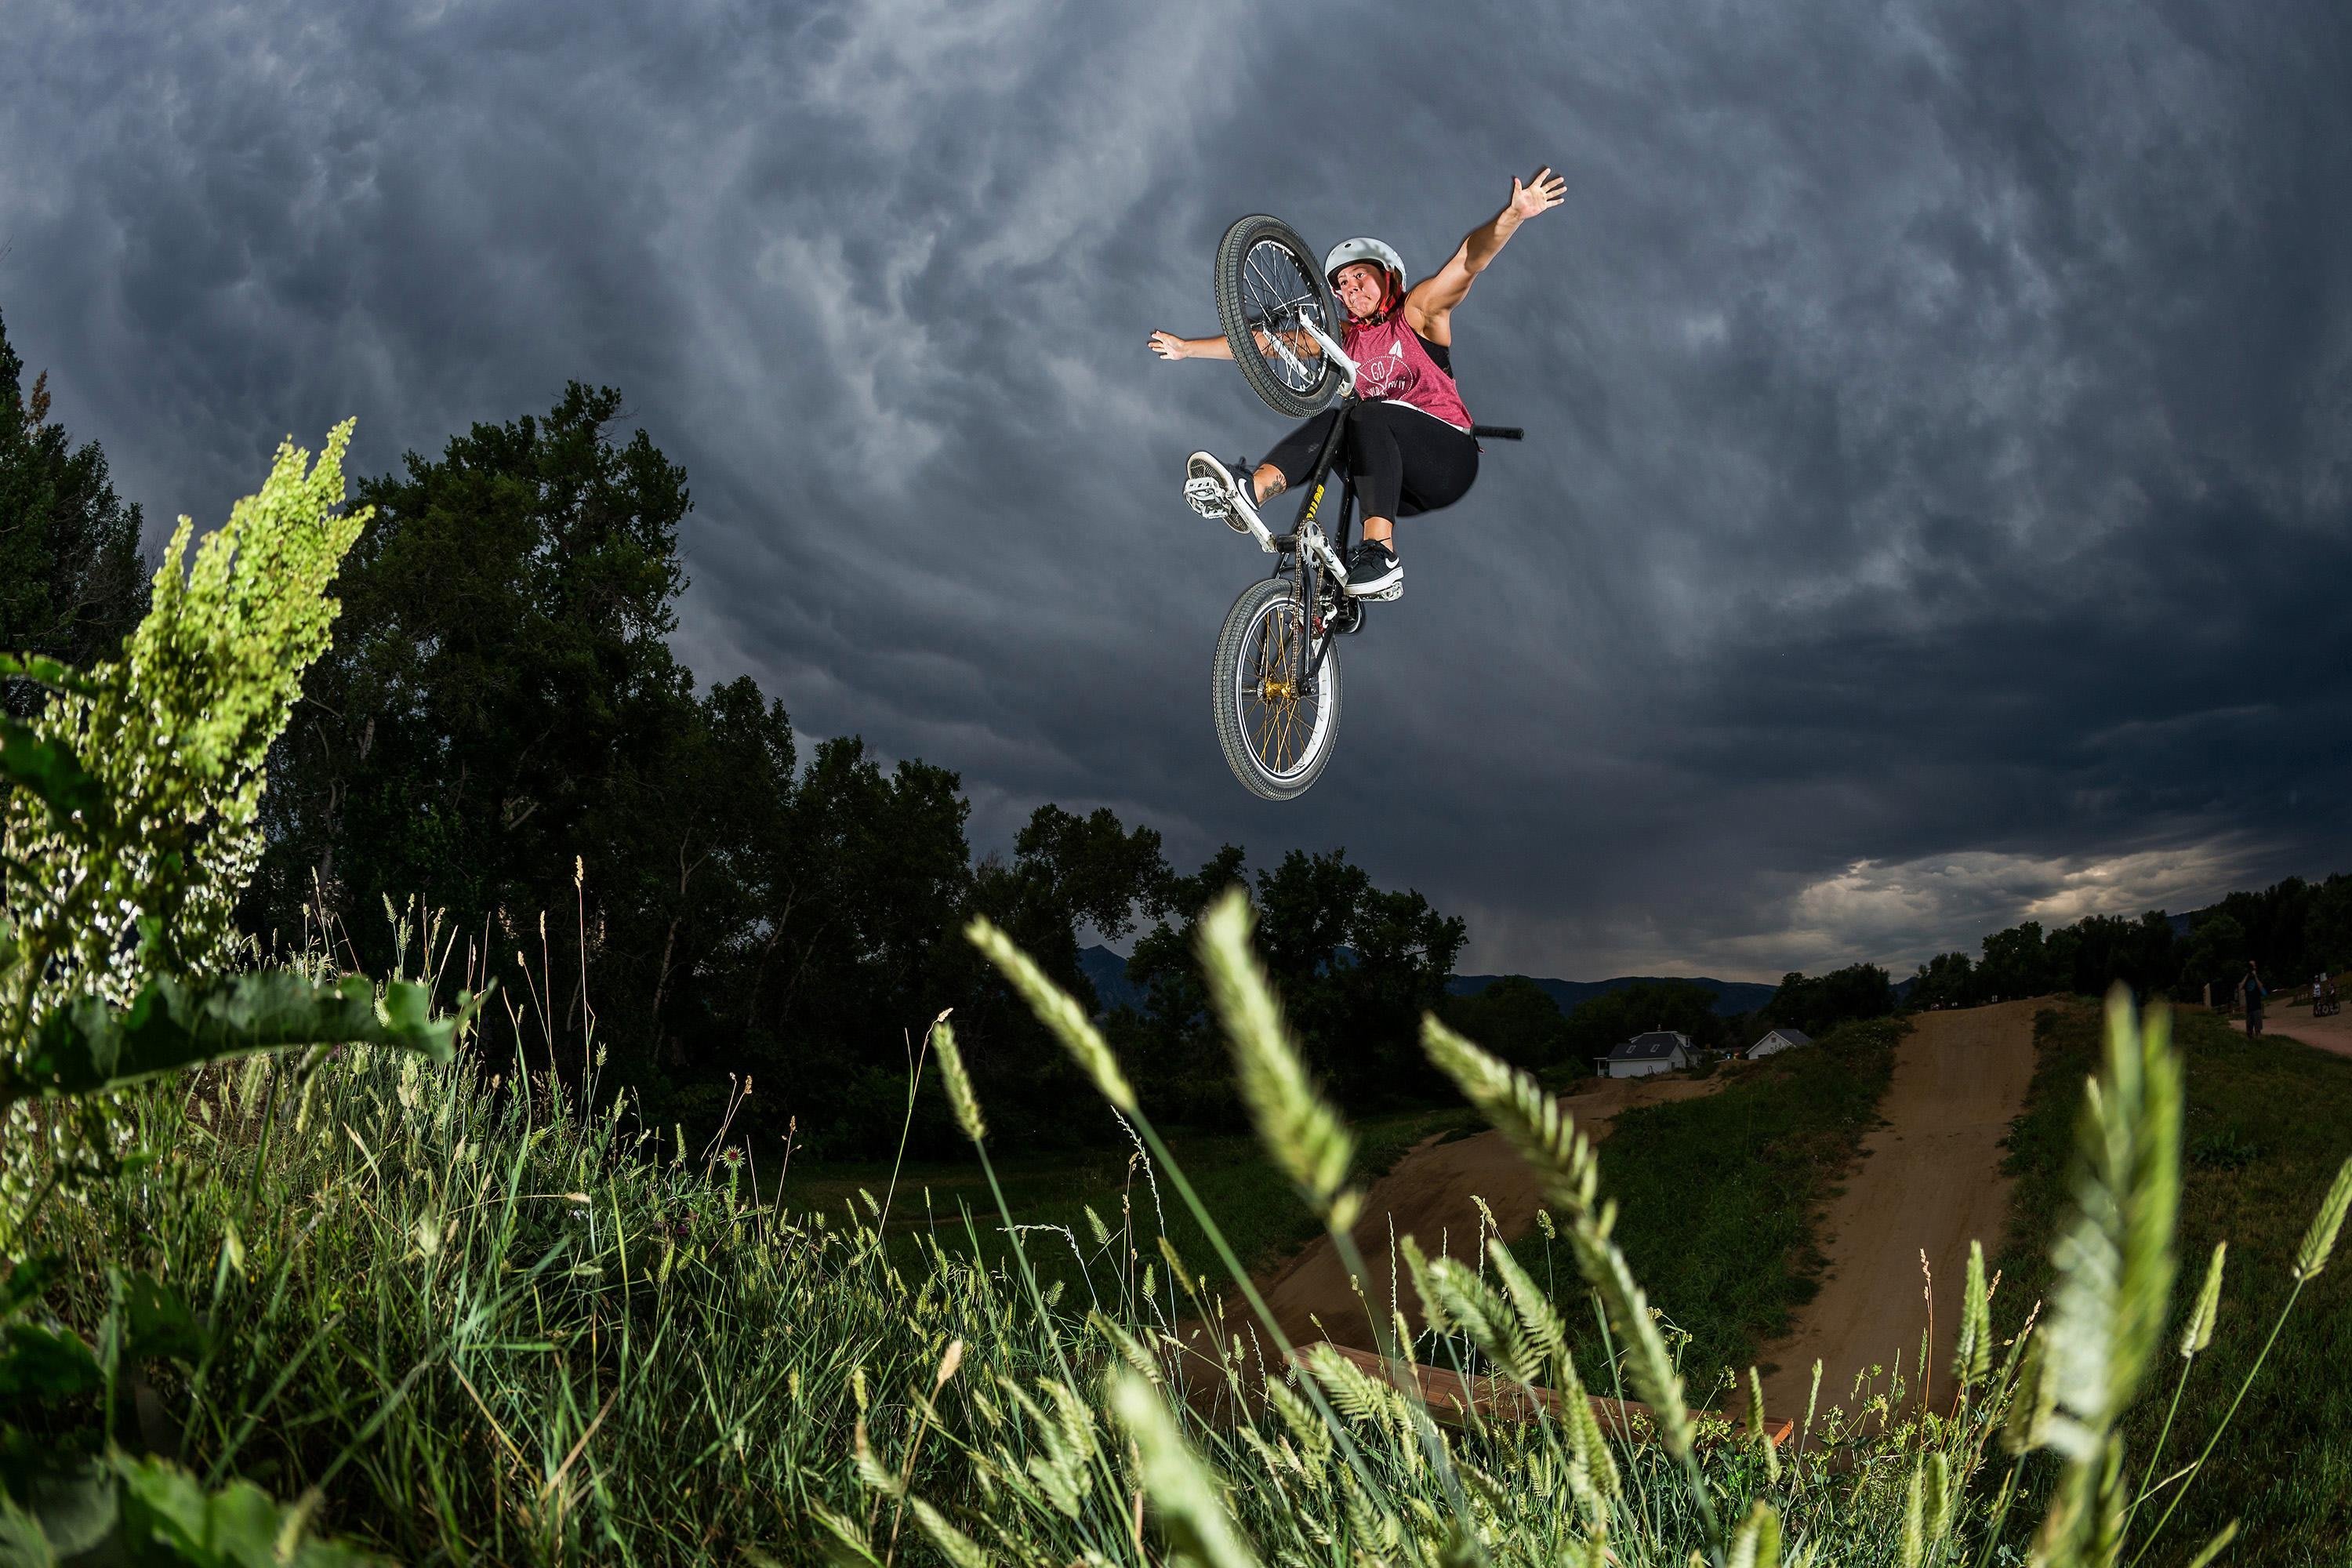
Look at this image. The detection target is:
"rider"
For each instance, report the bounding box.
[1149,167,1566,598]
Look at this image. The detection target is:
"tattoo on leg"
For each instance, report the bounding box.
[1258,474,1287,499]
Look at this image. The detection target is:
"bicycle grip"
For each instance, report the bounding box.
[1471,425,1523,441]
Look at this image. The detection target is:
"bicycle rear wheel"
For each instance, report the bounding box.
[1214,215,1345,419]
[1212,576,1341,800]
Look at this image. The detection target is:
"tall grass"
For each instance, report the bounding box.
[1997,1001,2352,1560]
[8,928,2342,1563]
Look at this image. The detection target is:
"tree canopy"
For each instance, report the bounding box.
[234,382,1467,1155]
[0,308,150,716]
[1907,875,2352,1009]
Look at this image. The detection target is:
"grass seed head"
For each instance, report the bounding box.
[1107,1368,1264,1568]
[1729,1500,1782,1568]
[909,1497,991,1568]
[964,916,1136,1112]
[1954,1239,1991,1392]
[930,1014,986,1145]
[2182,1240,2225,1357]
[2041,988,2180,1461]
[1196,890,1357,1225]
[2292,1153,2352,1282]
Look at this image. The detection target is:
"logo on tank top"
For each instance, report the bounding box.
[1356,331,1411,400]
[1344,318,1473,428]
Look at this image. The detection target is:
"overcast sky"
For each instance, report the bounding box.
[6,0,2348,980]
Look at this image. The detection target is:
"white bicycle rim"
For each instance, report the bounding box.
[1231,593,1337,789]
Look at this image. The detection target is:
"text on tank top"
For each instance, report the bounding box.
[1341,315,1473,430]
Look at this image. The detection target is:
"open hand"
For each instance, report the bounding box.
[1147,330,1189,361]
[1508,165,1566,221]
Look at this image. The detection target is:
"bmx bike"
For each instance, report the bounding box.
[1198,214,1519,800]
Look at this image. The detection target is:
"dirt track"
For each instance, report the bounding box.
[2234,1007,2352,1059]
[1754,998,2043,1418]
[1236,1073,1729,1351]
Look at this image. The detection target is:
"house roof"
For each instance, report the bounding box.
[1754,1028,1813,1048]
[1606,1030,1693,1060]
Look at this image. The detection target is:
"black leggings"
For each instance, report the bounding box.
[1261,401,1479,525]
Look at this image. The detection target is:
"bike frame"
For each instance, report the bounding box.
[1234,321,1366,700]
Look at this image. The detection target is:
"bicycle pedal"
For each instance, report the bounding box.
[1361,583,1403,604]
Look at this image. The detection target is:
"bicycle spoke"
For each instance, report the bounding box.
[1243,243,1325,392]
[1243,252,1292,384]
[1234,593,1329,782]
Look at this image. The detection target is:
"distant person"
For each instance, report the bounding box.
[2241,961,2266,1039]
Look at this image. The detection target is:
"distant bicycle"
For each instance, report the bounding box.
[1192,215,1521,800]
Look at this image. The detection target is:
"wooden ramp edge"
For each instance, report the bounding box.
[1300,1343,1795,1449]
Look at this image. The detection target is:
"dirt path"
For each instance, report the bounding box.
[1232,1073,1730,1352]
[1754,999,2044,1420]
[2234,1007,2352,1059]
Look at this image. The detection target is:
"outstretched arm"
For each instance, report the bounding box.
[1406,165,1566,344]
[1147,331,1234,361]
[1149,328,1324,362]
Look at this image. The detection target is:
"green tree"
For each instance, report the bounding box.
[1762,963,1893,1036]
[241,379,1192,1155]
[1112,846,1465,1116]
[1250,848,1465,1106]
[1112,844,1250,1127]
[0,309,149,716]
[1976,919,2052,999]
[2178,912,2248,1002]
[2310,874,2352,974]
[939,804,1167,1151]
[1559,980,1727,1067]
[250,382,695,960]
[2057,911,2179,999]
[1438,975,1573,1075]
[734,737,977,1153]
[1907,950,1976,1009]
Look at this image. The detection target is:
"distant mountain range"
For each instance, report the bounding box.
[1076,945,1776,1018]
[1447,972,1777,1018]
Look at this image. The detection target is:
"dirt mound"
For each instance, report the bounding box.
[1753,998,2043,1420]
[1234,1072,1730,1351]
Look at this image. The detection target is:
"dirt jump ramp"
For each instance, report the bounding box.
[1754,997,2043,1421]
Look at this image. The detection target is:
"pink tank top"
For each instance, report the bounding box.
[1342,314,1472,430]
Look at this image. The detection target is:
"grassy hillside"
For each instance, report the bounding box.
[776,1103,1478,1299]
[1511,1019,1901,1394]
[1995,1000,2352,1563]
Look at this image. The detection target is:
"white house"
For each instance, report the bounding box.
[1594,1031,1693,1079]
[1745,1027,1813,1060]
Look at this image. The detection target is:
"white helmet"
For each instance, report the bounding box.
[1323,237,1408,290]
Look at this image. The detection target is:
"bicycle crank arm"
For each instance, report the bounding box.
[1233,504,1279,554]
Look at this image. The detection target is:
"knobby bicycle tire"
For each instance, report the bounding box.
[1212,576,1342,800]
[1214,215,1345,419]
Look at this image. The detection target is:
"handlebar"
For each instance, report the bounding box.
[1471,425,1523,441]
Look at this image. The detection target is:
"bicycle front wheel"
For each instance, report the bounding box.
[1214,215,1345,419]
[1212,576,1341,800]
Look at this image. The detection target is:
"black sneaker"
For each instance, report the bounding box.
[1345,539,1402,597]
[1184,452,1261,535]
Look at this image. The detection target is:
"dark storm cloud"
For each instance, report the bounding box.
[5,0,2347,977]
